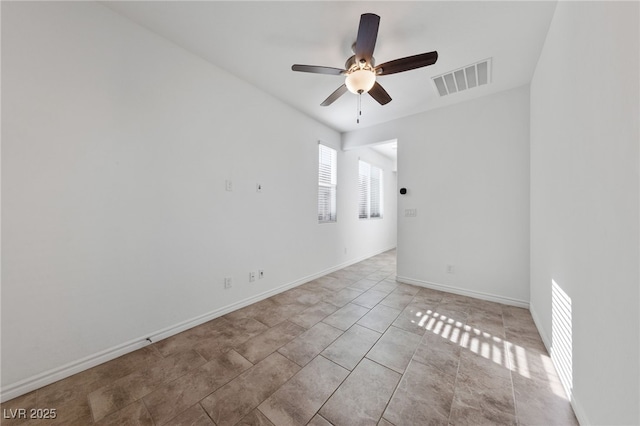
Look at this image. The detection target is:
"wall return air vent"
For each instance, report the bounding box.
[432,58,492,96]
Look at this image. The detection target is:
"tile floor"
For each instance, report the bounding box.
[1,250,578,425]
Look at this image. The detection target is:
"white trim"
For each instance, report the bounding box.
[0,245,395,403]
[569,394,589,426]
[528,304,551,349]
[530,304,589,426]
[395,275,529,309]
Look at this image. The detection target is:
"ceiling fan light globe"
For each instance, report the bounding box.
[345,69,376,94]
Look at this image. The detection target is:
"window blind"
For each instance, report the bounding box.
[358,160,383,219]
[318,144,337,222]
[358,161,370,219]
[370,164,382,218]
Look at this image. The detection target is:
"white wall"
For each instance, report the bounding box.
[344,85,531,306]
[0,1,396,399]
[530,2,639,424]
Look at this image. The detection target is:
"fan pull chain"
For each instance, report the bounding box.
[357,92,362,124]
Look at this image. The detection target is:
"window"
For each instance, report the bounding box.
[358,160,383,219]
[318,144,337,222]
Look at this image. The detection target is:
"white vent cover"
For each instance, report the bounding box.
[432,58,492,96]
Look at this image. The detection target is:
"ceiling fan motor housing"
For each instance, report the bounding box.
[345,54,375,70]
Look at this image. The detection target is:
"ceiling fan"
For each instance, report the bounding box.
[292,13,438,107]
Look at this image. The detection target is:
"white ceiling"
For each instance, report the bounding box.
[103,1,557,133]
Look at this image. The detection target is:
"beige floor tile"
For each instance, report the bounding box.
[348,278,380,292]
[366,326,422,374]
[0,392,37,426]
[320,358,401,426]
[258,356,349,426]
[227,298,306,328]
[321,324,381,370]
[391,304,435,335]
[236,409,275,426]
[234,321,305,364]
[251,301,310,328]
[424,309,467,342]
[392,283,420,296]
[366,271,392,281]
[448,349,516,425]
[437,299,472,321]
[315,276,350,292]
[200,353,300,426]
[193,318,268,361]
[383,360,456,425]
[166,404,214,426]
[94,400,153,426]
[88,349,206,421]
[351,289,389,309]
[465,310,506,338]
[307,414,333,426]
[502,306,538,333]
[143,350,252,425]
[24,395,92,426]
[322,303,370,331]
[379,292,414,310]
[512,373,578,425]
[449,377,517,425]
[154,332,203,358]
[505,340,562,386]
[277,322,343,366]
[468,298,505,316]
[326,270,361,284]
[324,288,364,308]
[288,301,339,330]
[37,347,162,407]
[153,317,229,357]
[412,331,461,378]
[270,287,323,307]
[357,304,401,333]
[459,341,511,381]
[413,287,446,304]
[504,327,548,355]
[370,280,398,294]
[228,317,273,336]
[223,301,266,323]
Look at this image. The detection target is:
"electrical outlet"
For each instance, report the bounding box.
[224,277,232,289]
[225,179,233,191]
[446,265,454,274]
[258,270,264,279]
[249,272,256,282]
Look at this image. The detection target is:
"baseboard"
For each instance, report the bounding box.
[0,246,395,403]
[530,304,589,426]
[569,392,589,425]
[528,304,551,349]
[395,275,530,309]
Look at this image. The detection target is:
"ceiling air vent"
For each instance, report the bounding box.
[432,58,492,97]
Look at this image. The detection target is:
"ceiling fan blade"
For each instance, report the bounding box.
[375,51,438,76]
[321,84,348,106]
[368,81,392,105]
[355,13,380,64]
[292,64,346,75]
